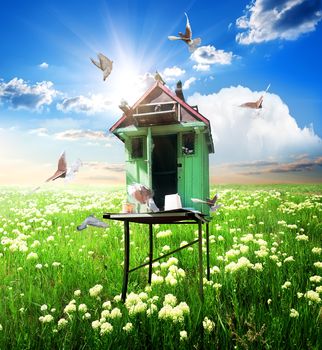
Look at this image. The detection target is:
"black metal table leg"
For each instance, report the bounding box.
[121,220,130,302]
[198,220,204,302]
[148,223,153,284]
[206,223,210,280]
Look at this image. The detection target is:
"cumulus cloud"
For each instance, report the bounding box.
[193,64,210,72]
[56,94,112,114]
[182,77,197,90]
[0,77,58,110]
[162,66,186,81]
[190,45,233,65]
[54,129,108,141]
[187,86,322,163]
[236,0,322,44]
[39,62,49,69]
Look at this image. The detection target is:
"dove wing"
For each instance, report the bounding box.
[90,57,101,69]
[168,35,182,40]
[184,12,192,39]
[191,198,207,204]
[98,54,112,71]
[87,216,109,228]
[58,152,67,172]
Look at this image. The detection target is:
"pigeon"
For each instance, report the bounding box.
[77,214,109,231]
[154,71,165,84]
[119,99,133,116]
[128,183,159,212]
[65,158,83,183]
[46,151,67,182]
[168,13,201,52]
[239,84,271,110]
[191,194,221,212]
[90,53,113,81]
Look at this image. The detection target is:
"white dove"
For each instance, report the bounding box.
[65,159,83,183]
[168,13,201,52]
[128,183,159,212]
[90,53,113,81]
[191,193,221,212]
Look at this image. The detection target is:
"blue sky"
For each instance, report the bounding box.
[0,0,321,185]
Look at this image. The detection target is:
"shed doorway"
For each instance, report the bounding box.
[152,134,177,210]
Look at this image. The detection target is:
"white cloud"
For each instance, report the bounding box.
[162,66,186,81]
[182,77,197,90]
[236,0,322,44]
[39,62,49,69]
[0,77,58,110]
[190,45,233,65]
[193,64,210,72]
[187,86,322,163]
[28,128,49,137]
[56,94,112,115]
[54,129,108,141]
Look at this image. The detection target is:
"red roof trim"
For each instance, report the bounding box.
[109,81,210,132]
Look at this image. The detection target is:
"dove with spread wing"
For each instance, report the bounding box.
[168,13,201,52]
[91,53,113,81]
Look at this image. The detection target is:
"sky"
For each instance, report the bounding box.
[0,0,321,186]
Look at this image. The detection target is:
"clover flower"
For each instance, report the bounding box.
[296,235,309,241]
[58,318,68,329]
[123,322,133,332]
[310,275,322,283]
[39,314,54,323]
[290,309,299,318]
[78,304,88,313]
[102,301,112,310]
[74,290,81,296]
[163,294,177,307]
[100,322,113,336]
[180,330,188,341]
[305,290,321,303]
[92,320,101,330]
[203,317,215,332]
[89,284,103,297]
[314,262,322,269]
[26,252,38,260]
[282,281,292,289]
[312,247,322,254]
[40,304,48,312]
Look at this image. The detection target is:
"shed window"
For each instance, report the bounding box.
[131,137,143,158]
[182,133,195,155]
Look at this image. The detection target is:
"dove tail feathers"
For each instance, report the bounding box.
[147,198,159,212]
[188,38,201,52]
[168,35,181,40]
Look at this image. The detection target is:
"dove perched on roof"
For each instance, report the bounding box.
[128,183,159,212]
[90,53,113,81]
[168,13,201,52]
[77,214,109,231]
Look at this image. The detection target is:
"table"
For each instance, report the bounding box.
[103,209,211,302]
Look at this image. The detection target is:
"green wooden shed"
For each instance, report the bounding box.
[110,79,214,214]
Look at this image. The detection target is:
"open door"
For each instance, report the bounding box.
[152,134,177,209]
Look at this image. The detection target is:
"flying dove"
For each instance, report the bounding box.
[239,84,271,110]
[90,53,113,81]
[168,13,201,52]
[77,214,109,231]
[65,158,83,183]
[191,193,221,212]
[128,183,159,212]
[46,151,67,182]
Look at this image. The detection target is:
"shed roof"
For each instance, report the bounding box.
[110,80,214,153]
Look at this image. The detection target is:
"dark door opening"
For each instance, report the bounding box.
[152,134,177,210]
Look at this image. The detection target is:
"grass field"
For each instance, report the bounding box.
[0,184,321,349]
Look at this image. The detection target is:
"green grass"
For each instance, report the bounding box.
[0,184,321,349]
